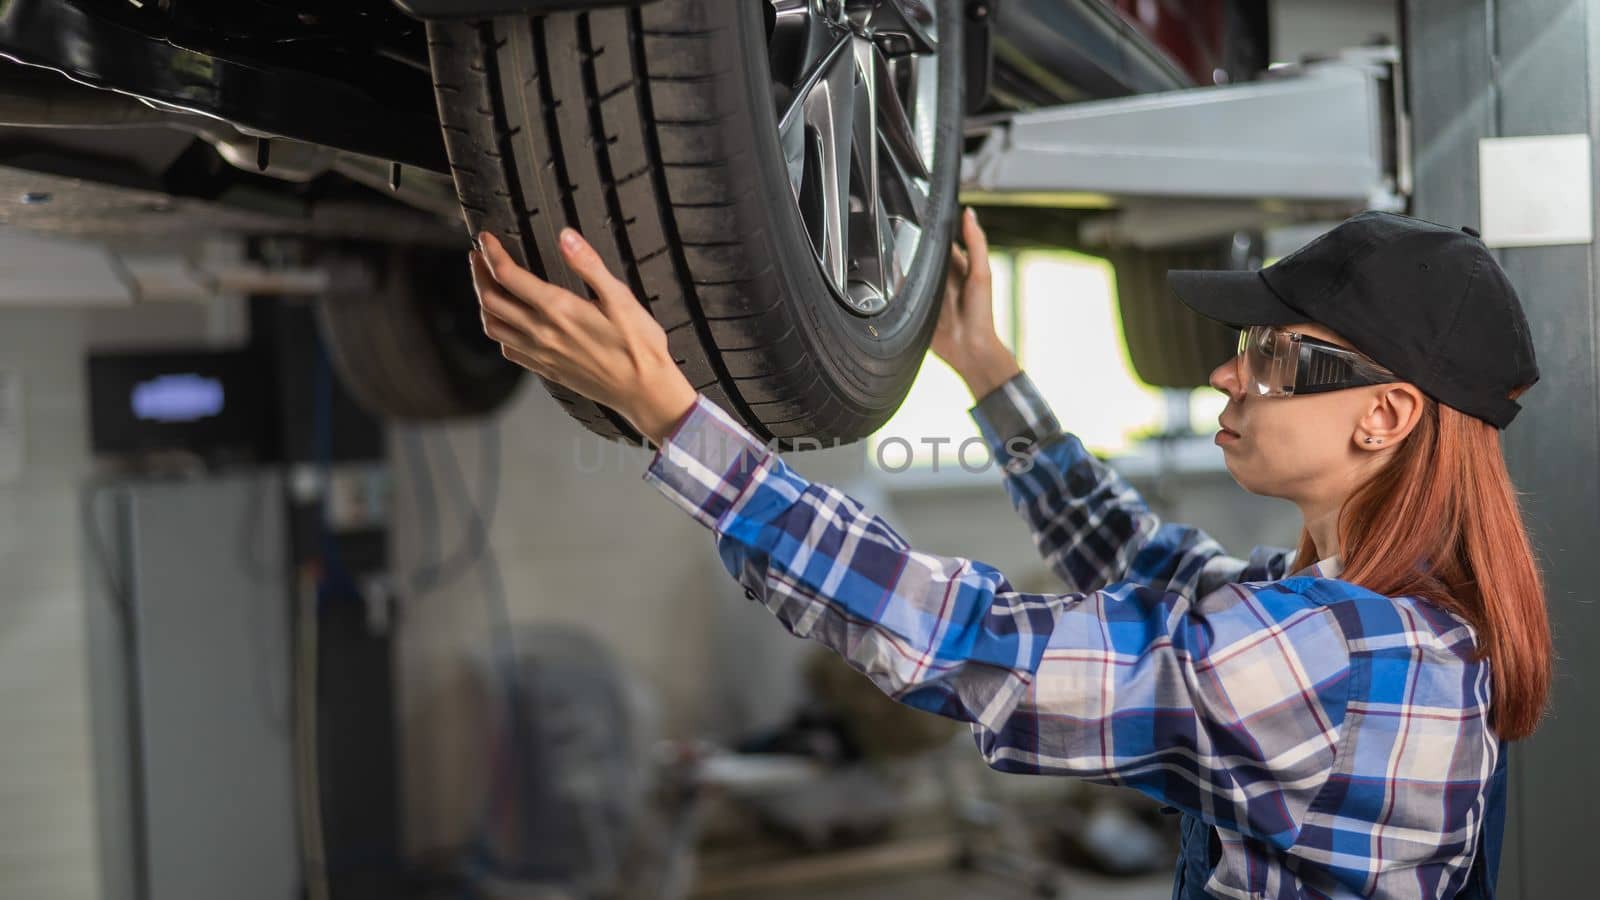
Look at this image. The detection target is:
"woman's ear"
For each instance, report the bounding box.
[1356,383,1425,450]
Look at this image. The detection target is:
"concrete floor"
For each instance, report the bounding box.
[707,868,1174,900]
[685,753,1180,900]
[689,830,1175,900]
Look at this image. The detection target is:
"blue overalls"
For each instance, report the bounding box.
[1167,740,1510,898]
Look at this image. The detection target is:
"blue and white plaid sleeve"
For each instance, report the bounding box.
[968,372,1295,597]
[644,393,1352,848]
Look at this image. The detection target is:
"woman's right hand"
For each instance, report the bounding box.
[932,207,1020,400]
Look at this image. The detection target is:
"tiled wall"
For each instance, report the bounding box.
[0,310,101,900]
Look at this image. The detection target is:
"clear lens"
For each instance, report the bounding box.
[1234,325,1396,397]
[1238,325,1295,396]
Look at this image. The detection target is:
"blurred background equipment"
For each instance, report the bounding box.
[83,470,300,900]
[81,294,404,900]
[463,625,701,900]
[86,347,272,462]
[684,649,1069,898]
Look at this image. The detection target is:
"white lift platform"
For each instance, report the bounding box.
[958,46,1407,250]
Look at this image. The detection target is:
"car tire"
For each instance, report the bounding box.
[1105,242,1242,389]
[315,246,526,421]
[426,0,964,447]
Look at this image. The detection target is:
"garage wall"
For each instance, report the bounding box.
[0,300,244,900]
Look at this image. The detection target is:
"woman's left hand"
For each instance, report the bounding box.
[469,228,698,446]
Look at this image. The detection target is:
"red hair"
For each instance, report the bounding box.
[1294,396,1553,740]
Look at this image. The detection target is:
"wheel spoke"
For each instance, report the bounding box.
[856,0,937,56]
[768,0,840,91]
[886,218,923,297]
[777,30,856,140]
[876,84,928,301]
[779,33,858,294]
[847,37,888,312]
[872,47,929,181]
[876,117,927,226]
[908,53,939,169]
[770,0,941,316]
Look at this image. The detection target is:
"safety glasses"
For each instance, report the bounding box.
[1235,324,1398,397]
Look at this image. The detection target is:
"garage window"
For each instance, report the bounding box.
[868,249,1228,477]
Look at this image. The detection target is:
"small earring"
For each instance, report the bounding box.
[1363,437,1374,444]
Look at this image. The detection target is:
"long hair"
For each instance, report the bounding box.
[1293,396,1552,740]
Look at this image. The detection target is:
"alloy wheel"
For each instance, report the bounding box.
[766,0,942,316]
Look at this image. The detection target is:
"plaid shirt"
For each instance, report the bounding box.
[644,372,1500,899]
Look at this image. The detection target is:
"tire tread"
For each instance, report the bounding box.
[428,0,957,446]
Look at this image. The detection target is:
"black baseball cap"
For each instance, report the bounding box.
[1166,210,1539,428]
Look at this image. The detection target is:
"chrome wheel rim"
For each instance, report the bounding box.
[767,0,941,316]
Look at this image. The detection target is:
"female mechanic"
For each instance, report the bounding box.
[467,207,1553,899]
